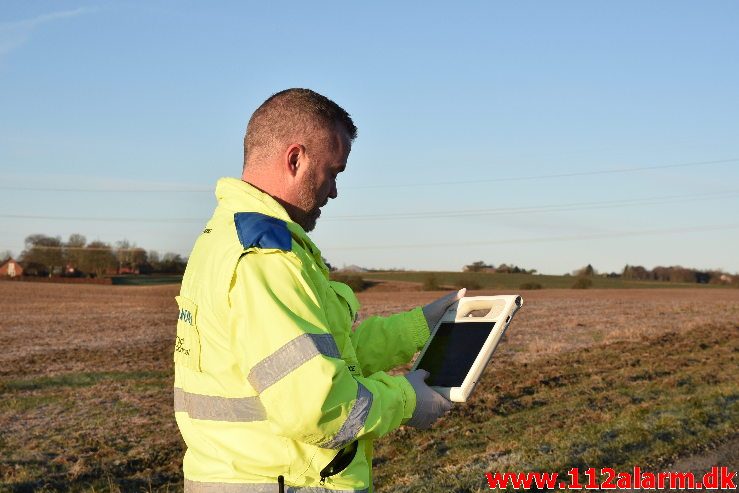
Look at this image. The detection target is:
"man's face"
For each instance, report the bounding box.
[293,128,350,232]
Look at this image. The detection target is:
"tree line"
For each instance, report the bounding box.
[463,260,734,285]
[13,234,187,277]
[573,263,734,284]
[463,260,537,274]
[620,264,732,284]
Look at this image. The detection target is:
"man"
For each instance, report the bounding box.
[174,88,462,492]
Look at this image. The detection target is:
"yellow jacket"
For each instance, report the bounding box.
[174,178,430,492]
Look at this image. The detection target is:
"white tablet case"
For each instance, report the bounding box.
[412,295,523,402]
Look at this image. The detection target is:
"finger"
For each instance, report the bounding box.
[433,391,452,404]
[439,289,461,306]
[429,390,450,406]
[448,288,465,302]
[436,396,453,413]
[442,398,453,412]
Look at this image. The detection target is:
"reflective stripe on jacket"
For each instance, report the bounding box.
[174,177,430,492]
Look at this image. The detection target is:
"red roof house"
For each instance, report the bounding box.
[0,258,23,278]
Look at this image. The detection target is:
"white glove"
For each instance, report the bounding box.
[404,369,453,429]
[422,288,466,330]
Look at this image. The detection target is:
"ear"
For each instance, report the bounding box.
[285,144,304,178]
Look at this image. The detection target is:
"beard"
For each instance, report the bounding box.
[294,167,324,232]
[297,204,321,232]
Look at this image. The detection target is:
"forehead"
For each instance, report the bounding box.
[315,127,351,170]
[334,131,350,171]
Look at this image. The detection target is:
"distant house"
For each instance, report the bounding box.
[0,258,23,278]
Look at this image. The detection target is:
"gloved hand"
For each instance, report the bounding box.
[404,369,453,429]
[422,288,466,331]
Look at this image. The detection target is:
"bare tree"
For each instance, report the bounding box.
[80,241,116,278]
[148,250,161,264]
[160,252,187,274]
[64,234,87,274]
[622,265,650,280]
[113,241,149,274]
[21,234,64,275]
[131,247,148,271]
[115,240,132,274]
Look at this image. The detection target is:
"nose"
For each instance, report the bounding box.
[329,180,338,199]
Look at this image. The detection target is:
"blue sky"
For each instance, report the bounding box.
[1,1,738,274]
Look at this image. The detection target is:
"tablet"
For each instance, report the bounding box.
[411,295,523,402]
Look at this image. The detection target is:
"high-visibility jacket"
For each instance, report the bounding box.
[174,177,430,493]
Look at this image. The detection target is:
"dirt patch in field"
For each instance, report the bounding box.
[669,434,739,476]
[0,283,177,379]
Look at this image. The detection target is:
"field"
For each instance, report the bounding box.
[360,271,731,290]
[0,282,737,492]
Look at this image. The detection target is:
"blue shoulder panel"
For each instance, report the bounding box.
[234,212,292,251]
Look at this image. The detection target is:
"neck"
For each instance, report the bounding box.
[241,174,304,228]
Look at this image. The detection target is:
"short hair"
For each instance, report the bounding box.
[244,88,357,168]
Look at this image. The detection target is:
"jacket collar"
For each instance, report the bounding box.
[216,177,292,223]
[215,177,327,270]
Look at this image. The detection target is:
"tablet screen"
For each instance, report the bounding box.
[416,321,496,387]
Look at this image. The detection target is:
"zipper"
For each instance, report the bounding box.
[319,441,359,485]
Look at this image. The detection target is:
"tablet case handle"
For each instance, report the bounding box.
[454,295,522,321]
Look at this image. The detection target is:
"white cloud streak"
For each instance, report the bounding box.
[0,7,95,59]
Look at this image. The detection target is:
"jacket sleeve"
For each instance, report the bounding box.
[350,307,430,377]
[229,250,417,449]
